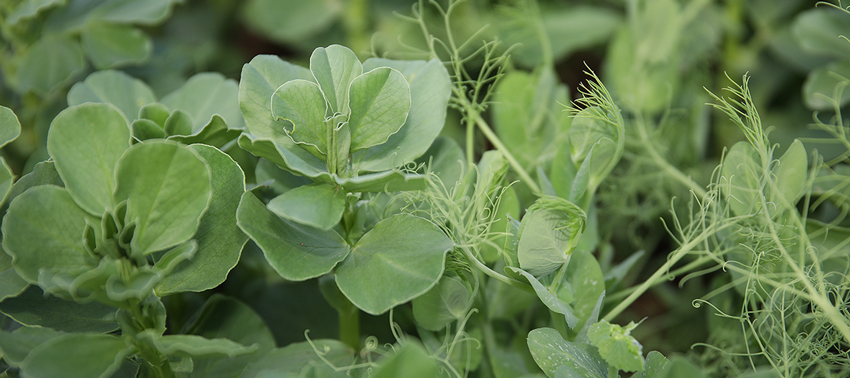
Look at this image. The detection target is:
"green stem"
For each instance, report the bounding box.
[475,117,542,195]
[634,116,707,198]
[338,296,361,350]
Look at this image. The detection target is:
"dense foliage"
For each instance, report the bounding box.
[0,0,849,377]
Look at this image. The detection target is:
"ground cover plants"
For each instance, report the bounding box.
[0,0,848,377]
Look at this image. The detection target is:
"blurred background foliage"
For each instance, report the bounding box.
[1,0,848,370]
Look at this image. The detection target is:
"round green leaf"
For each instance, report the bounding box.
[81,21,151,69]
[241,0,341,44]
[412,275,472,331]
[268,183,345,230]
[517,197,586,277]
[15,35,84,94]
[113,140,211,255]
[155,145,247,295]
[238,54,314,140]
[334,214,452,315]
[354,59,451,172]
[803,61,850,110]
[160,72,245,132]
[67,70,156,122]
[20,333,130,378]
[236,192,350,281]
[271,79,329,154]
[2,185,97,284]
[0,106,21,148]
[309,45,363,114]
[47,103,130,216]
[348,67,411,152]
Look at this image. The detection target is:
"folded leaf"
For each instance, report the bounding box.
[310,45,362,114]
[348,67,410,152]
[271,79,329,155]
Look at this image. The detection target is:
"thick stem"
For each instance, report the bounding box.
[338,296,361,350]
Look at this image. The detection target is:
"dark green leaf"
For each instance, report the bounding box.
[136,330,258,358]
[0,286,118,333]
[20,333,131,378]
[0,326,65,366]
[412,274,473,331]
[15,35,84,94]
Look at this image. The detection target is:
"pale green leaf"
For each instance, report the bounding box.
[160,72,246,132]
[268,183,345,230]
[565,249,604,328]
[569,108,614,164]
[508,267,579,329]
[527,328,608,378]
[81,21,151,69]
[0,286,118,333]
[15,35,84,94]
[236,192,350,281]
[67,70,156,121]
[632,351,670,378]
[20,333,130,378]
[0,106,21,148]
[773,139,807,206]
[372,342,439,378]
[271,79,329,154]
[802,61,850,110]
[237,134,328,179]
[720,141,761,216]
[412,275,473,331]
[113,141,211,255]
[132,119,167,140]
[139,103,170,126]
[2,185,97,283]
[335,214,452,315]
[2,161,63,210]
[164,109,193,136]
[310,45,362,114]
[415,136,464,191]
[5,0,65,26]
[238,55,313,141]
[587,320,644,372]
[241,0,340,44]
[354,59,451,172]
[155,145,247,295]
[793,8,850,59]
[0,250,28,300]
[47,103,130,216]
[0,326,65,367]
[90,0,180,25]
[518,197,586,277]
[348,67,410,151]
[481,185,520,263]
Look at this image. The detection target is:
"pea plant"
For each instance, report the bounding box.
[0,0,848,377]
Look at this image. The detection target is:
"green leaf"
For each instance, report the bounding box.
[334,213,452,315]
[132,119,167,140]
[348,67,411,151]
[161,72,246,132]
[772,139,807,206]
[354,59,451,172]
[6,0,65,26]
[2,185,97,284]
[3,161,63,211]
[564,250,604,329]
[67,70,157,122]
[793,7,850,59]
[90,0,180,25]
[527,328,608,378]
[416,136,464,191]
[237,134,328,179]
[0,286,118,333]
[271,79,329,155]
[657,356,706,378]
[81,21,151,69]
[139,103,170,127]
[47,103,130,216]
[268,183,345,230]
[241,0,341,44]
[518,196,586,277]
[481,185,520,263]
[136,330,258,358]
[412,274,473,331]
[15,35,84,94]
[310,45,362,114]
[113,140,211,255]
[569,108,615,165]
[372,341,439,378]
[20,333,130,378]
[720,141,761,216]
[632,351,670,378]
[240,339,354,378]
[0,106,21,148]
[335,170,428,192]
[238,54,314,141]
[0,250,28,300]
[155,145,247,295]
[164,109,194,136]
[587,320,644,373]
[236,192,350,281]
[0,326,65,367]
[507,267,579,329]
[802,61,850,110]
[0,158,14,206]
